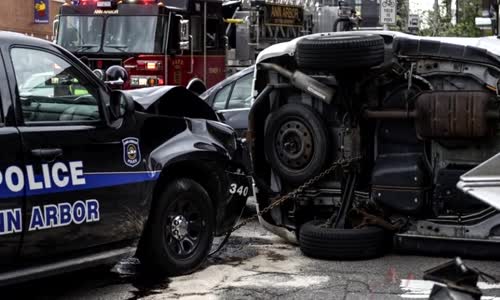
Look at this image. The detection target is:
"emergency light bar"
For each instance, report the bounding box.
[120,0,160,4]
[73,0,116,6]
[73,0,161,6]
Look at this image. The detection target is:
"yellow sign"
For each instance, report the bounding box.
[224,18,245,24]
[265,4,303,27]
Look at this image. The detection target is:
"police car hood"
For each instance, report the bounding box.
[124,85,218,121]
[255,31,500,64]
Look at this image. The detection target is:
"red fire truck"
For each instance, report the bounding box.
[54,0,226,92]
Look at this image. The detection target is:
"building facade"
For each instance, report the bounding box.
[0,0,64,40]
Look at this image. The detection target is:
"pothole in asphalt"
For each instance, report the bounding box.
[231,272,330,288]
[224,235,276,246]
[125,275,170,300]
[111,257,171,300]
[208,245,260,267]
[266,251,286,262]
[207,235,275,267]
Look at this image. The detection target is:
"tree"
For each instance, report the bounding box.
[443,0,452,21]
[420,0,482,37]
[388,0,409,32]
[396,0,409,32]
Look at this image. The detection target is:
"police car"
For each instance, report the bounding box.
[0,31,249,285]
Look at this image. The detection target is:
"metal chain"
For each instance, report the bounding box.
[230,156,362,233]
[209,156,361,257]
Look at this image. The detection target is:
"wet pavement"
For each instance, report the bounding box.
[4,216,500,300]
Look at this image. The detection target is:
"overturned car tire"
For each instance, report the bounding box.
[295,33,385,72]
[264,103,330,184]
[299,220,390,260]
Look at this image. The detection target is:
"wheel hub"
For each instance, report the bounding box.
[276,120,313,169]
[171,215,189,240]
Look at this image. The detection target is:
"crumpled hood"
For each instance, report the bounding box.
[123,86,188,110]
[123,85,218,121]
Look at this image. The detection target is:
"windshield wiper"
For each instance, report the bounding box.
[104,44,128,52]
[73,44,99,53]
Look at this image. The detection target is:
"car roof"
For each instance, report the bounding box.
[0,31,108,92]
[0,31,55,48]
[220,66,254,87]
[0,31,74,59]
[200,66,254,100]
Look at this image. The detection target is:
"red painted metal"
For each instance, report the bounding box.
[124,54,225,89]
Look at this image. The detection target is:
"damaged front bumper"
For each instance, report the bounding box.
[458,152,500,211]
[217,168,253,235]
[213,132,253,235]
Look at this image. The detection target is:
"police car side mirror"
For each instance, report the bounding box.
[105,66,128,89]
[109,90,134,121]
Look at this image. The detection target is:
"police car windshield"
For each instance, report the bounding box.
[58,16,103,53]
[103,16,166,53]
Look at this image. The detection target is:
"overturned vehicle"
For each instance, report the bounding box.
[249,31,500,259]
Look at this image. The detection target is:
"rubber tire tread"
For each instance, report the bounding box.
[296,34,385,71]
[141,178,214,276]
[299,220,389,260]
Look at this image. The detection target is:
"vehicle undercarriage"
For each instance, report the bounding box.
[250,31,500,259]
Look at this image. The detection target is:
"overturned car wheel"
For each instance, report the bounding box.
[299,220,390,260]
[295,33,385,72]
[264,103,330,184]
[141,178,214,276]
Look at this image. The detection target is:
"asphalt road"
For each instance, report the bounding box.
[4,216,500,300]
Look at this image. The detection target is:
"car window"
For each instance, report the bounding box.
[227,73,252,109]
[213,84,232,110]
[11,48,100,123]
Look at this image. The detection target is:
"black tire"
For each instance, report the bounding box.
[264,103,330,184]
[141,178,214,276]
[296,33,385,71]
[299,220,390,260]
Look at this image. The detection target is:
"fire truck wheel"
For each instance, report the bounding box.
[140,178,214,276]
[299,220,390,260]
[295,33,384,72]
[264,103,330,184]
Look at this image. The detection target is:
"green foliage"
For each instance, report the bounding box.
[395,0,409,32]
[420,0,482,37]
[387,0,409,32]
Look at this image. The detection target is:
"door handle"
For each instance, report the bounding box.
[31,148,63,159]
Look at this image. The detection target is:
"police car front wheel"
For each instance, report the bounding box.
[141,178,214,276]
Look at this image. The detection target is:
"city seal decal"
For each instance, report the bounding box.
[123,137,141,167]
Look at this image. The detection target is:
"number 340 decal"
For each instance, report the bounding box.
[229,184,249,197]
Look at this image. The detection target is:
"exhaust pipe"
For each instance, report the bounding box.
[259,63,335,104]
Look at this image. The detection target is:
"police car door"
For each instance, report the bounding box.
[0,51,23,265]
[8,47,145,258]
